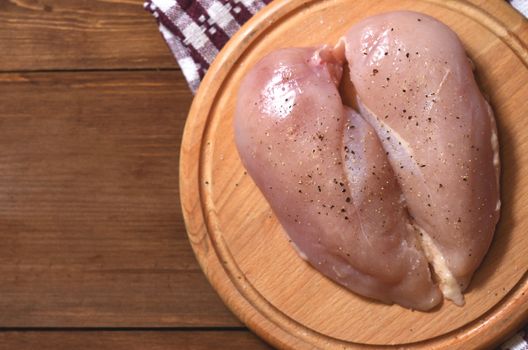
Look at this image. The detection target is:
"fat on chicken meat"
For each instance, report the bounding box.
[234,47,441,310]
[343,11,500,304]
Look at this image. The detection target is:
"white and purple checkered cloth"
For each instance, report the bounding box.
[145,0,272,92]
[145,0,528,349]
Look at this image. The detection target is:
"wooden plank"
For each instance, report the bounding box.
[0,0,176,70]
[0,330,272,350]
[0,71,239,327]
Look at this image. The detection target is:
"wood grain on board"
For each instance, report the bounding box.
[0,331,272,350]
[181,0,528,349]
[0,0,176,71]
[0,71,239,327]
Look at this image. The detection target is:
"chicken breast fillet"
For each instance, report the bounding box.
[234,47,441,310]
[343,11,500,304]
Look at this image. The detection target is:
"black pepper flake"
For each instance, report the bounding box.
[372,68,379,75]
[402,89,406,93]
[384,52,389,56]
[318,185,322,192]
[344,216,349,220]
[406,53,410,58]
[345,197,351,203]
[439,184,443,188]
[341,208,346,213]
[417,18,422,21]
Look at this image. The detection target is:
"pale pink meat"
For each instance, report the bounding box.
[234,47,441,310]
[343,11,500,303]
[234,11,500,310]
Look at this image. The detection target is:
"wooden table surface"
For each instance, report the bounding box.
[0,0,271,348]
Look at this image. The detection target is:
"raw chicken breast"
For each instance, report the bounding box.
[343,11,500,304]
[234,47,441,310]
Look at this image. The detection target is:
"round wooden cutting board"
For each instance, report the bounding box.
[180,0,528,349]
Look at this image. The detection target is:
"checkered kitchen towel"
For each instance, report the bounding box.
[145,0,272,92]
[145,0,528,349]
